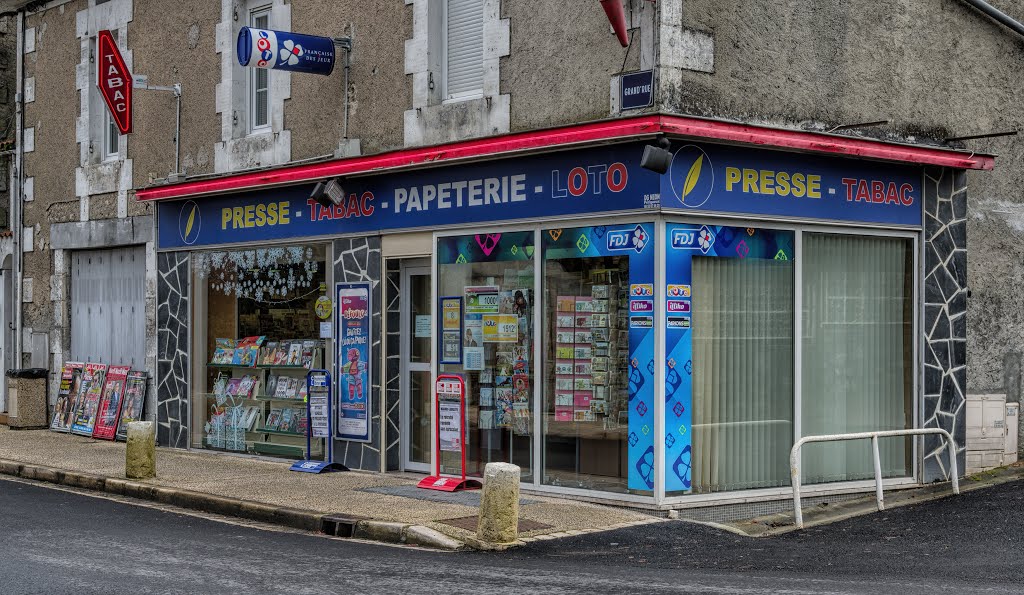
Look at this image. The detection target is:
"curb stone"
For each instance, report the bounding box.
[0,458,465,551]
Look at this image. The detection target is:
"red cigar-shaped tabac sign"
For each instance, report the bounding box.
[97,29,132,134]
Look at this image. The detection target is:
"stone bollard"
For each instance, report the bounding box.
[125,421,156,480]
[477,462,520,544]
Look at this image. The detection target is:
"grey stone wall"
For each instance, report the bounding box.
[923,167,968,481]
[662,0,1024,402]
[156,252,190,449]
[333,237,383,471]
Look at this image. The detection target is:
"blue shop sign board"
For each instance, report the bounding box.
[157,141,922,250]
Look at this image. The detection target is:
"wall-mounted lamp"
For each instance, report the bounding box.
[640,136,673,174]
[310,177,346,208]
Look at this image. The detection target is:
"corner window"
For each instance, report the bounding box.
[443,0,484,101]
[249,7,271,131]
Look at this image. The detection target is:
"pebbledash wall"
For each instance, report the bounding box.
[148,125,984,499]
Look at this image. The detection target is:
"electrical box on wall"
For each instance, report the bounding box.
[1005,402,1019,465]
[966,393,1013,474]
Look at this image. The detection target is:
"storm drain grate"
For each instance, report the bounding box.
[320,513,368,537]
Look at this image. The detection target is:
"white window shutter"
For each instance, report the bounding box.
[445,0,484,99]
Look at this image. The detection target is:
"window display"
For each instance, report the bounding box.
[192,244,329,459]
[542,223,655,494]
[437,232,535,480]
[664,224,795,495]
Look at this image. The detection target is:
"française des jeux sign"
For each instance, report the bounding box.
[157,142,922,250]
[97,30,132,134]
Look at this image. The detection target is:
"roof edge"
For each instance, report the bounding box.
[135,114,995,202]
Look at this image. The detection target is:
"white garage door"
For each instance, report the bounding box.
[70,246,146,368]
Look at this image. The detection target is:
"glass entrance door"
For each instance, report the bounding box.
[401,265,433,472]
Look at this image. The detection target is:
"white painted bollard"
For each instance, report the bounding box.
[125,421,156,479]
[477,462,520,544]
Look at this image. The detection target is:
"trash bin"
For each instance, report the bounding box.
[6,368,50,429]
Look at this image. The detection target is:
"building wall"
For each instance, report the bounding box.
[658,0,1024,403]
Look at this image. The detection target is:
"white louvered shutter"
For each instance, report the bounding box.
[445,0,484,99]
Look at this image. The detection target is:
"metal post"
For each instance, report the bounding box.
[872,435,884,511]
[791,446,804,529]
[174,84,182,175]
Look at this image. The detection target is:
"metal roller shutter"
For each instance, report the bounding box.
[70,246,146,368]
[445,0,484,99]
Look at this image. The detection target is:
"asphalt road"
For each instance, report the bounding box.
[0,476,1021,595]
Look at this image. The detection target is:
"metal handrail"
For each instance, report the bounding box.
[790,428,960,529]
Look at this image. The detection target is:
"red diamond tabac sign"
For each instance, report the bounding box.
[97,29,132,134]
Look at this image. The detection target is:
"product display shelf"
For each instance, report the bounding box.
[205,343,325,460]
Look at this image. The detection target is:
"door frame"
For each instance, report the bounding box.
[400,260,432,472]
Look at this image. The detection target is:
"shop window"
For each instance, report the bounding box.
[542,223,656,495]
[664,224,795,495]
[437,231,535,481]
[191,244,328,458]
[800,234,913,483]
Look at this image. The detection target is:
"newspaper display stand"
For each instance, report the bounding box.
[417,374,482,492]
[290,369,348,473]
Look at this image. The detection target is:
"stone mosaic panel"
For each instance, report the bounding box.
[333,237,383,471]
[156,252,190,448]
[922,167,967,481]
[385,260,402,471]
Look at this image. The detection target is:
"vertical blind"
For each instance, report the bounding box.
[692,257,794,493]
[801,234,913,483]
[445,0,484,99]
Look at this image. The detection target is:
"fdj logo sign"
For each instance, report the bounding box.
[606,225,649,253]
[178,200,202,245]
[671,225,715,254]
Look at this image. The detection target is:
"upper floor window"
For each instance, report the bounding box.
[443,0,483,102]
[249,6,271,131]
[103,109,119,161]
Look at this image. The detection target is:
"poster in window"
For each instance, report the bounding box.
[336,282,372,443]
[439,296,463,364]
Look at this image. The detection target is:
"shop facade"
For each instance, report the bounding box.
[146,116,989,507]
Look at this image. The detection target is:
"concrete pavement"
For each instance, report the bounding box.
[3,475,1020,595]
[0,427,656,548]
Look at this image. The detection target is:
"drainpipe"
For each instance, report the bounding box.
[960,0,1024,38]
[13,10,24,370]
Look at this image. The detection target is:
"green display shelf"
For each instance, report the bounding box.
[254,427,306,437]
[252,442,306,458]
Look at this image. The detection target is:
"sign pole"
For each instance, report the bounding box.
[417,374,481,492]
[290,369,348,473]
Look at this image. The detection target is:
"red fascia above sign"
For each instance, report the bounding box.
[134,114,995,202]
[97,29,132,135]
